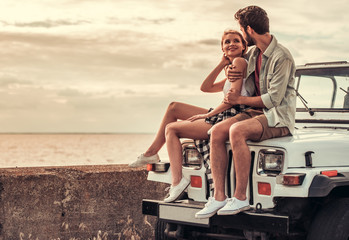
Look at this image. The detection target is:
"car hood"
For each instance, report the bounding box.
[248,127,349,168]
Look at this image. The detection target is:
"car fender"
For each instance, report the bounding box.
[308,172,349,197]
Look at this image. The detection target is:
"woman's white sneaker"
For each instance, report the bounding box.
[129,153,160,168]
[163,177,190,203]
[217,197,250,215]
[195,197,228,219]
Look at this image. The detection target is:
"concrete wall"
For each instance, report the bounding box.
[0,165,168,240]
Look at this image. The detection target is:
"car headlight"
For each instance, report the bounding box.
[257,149,284,175]
[182,141,203,169]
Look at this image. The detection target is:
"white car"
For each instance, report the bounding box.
[142,61,349,240]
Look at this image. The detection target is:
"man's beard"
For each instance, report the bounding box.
[245,31,256,46]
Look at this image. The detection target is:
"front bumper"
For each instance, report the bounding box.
[142,199,290,234]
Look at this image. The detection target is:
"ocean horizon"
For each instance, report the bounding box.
[0,133,169,169]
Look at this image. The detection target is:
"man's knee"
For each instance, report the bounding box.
[210,124,229,143]
[229,123,246,143]
[229,124,242,137]
[229,120,263,144]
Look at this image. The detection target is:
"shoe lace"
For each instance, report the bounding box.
[225,198,235,207]
[204,197,215,207]
[164,186,173,197]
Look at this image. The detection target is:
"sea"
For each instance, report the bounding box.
[0,133,169,169]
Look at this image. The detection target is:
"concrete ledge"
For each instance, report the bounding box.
[0,165,168,240]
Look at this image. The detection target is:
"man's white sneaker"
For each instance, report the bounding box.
[163,177,190,203]
[129,153,160,168]
[195,197,228,219]
[217,197,250,215]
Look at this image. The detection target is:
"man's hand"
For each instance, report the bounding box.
[227,64,243,82]
[224,88,240,105]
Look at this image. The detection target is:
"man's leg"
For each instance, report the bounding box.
[216,118,263,215]
[210,117,239,201]
[195,117,238,219]
[229,118,263,200]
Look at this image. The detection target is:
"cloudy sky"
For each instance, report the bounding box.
[0,0,348,133]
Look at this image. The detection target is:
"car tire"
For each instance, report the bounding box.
[307,198,349,240]
[155,218,175,240]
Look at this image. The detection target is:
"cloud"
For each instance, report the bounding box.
[198,39,220,46]
[107,17,175,26]
[134,17,175,25]
[0,74,33,88]
[1,19,90,28]
[57,88,90,97]
[0,0,348,133]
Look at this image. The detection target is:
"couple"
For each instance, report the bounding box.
[130,5,296,219]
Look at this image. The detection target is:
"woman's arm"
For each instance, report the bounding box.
[227,57,247,94]
[188,57,248,122]
[187,102,232,122]
[200,54,231,93]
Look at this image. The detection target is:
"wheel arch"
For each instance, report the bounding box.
[308,172,349,197]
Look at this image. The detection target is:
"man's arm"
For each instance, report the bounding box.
[224,89,265,108]
[260,58,293,109]
[225,58,293,109]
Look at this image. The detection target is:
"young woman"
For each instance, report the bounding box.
[130,29,249,202]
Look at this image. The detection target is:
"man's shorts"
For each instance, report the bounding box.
[233,108,290,142]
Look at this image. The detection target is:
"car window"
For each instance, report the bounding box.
[297,75,334,108]
[296,67,349,109]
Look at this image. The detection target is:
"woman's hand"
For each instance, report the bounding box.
[187,113,209,122]
[221,53,231,67]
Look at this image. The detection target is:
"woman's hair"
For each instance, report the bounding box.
[234,6,269,34]
[221,29,248,56]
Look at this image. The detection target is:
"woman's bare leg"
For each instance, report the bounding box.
[144,102,208,157]
[165,119,212,185]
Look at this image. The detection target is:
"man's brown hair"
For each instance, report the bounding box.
[234,6,269,34]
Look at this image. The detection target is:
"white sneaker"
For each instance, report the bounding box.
[163,177,190,203]
[217,197,250,215]
[129,153,160,168]
[195,197,228,219]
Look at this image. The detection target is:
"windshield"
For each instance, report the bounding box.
[296,66,349,110]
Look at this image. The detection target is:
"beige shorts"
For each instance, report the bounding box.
[233,108,290,141]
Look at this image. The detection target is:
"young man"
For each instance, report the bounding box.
[195,5,296,219]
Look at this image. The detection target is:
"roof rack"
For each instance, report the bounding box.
[305,61,348,66]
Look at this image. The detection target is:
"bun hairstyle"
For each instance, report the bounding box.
[221,29,248,56]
